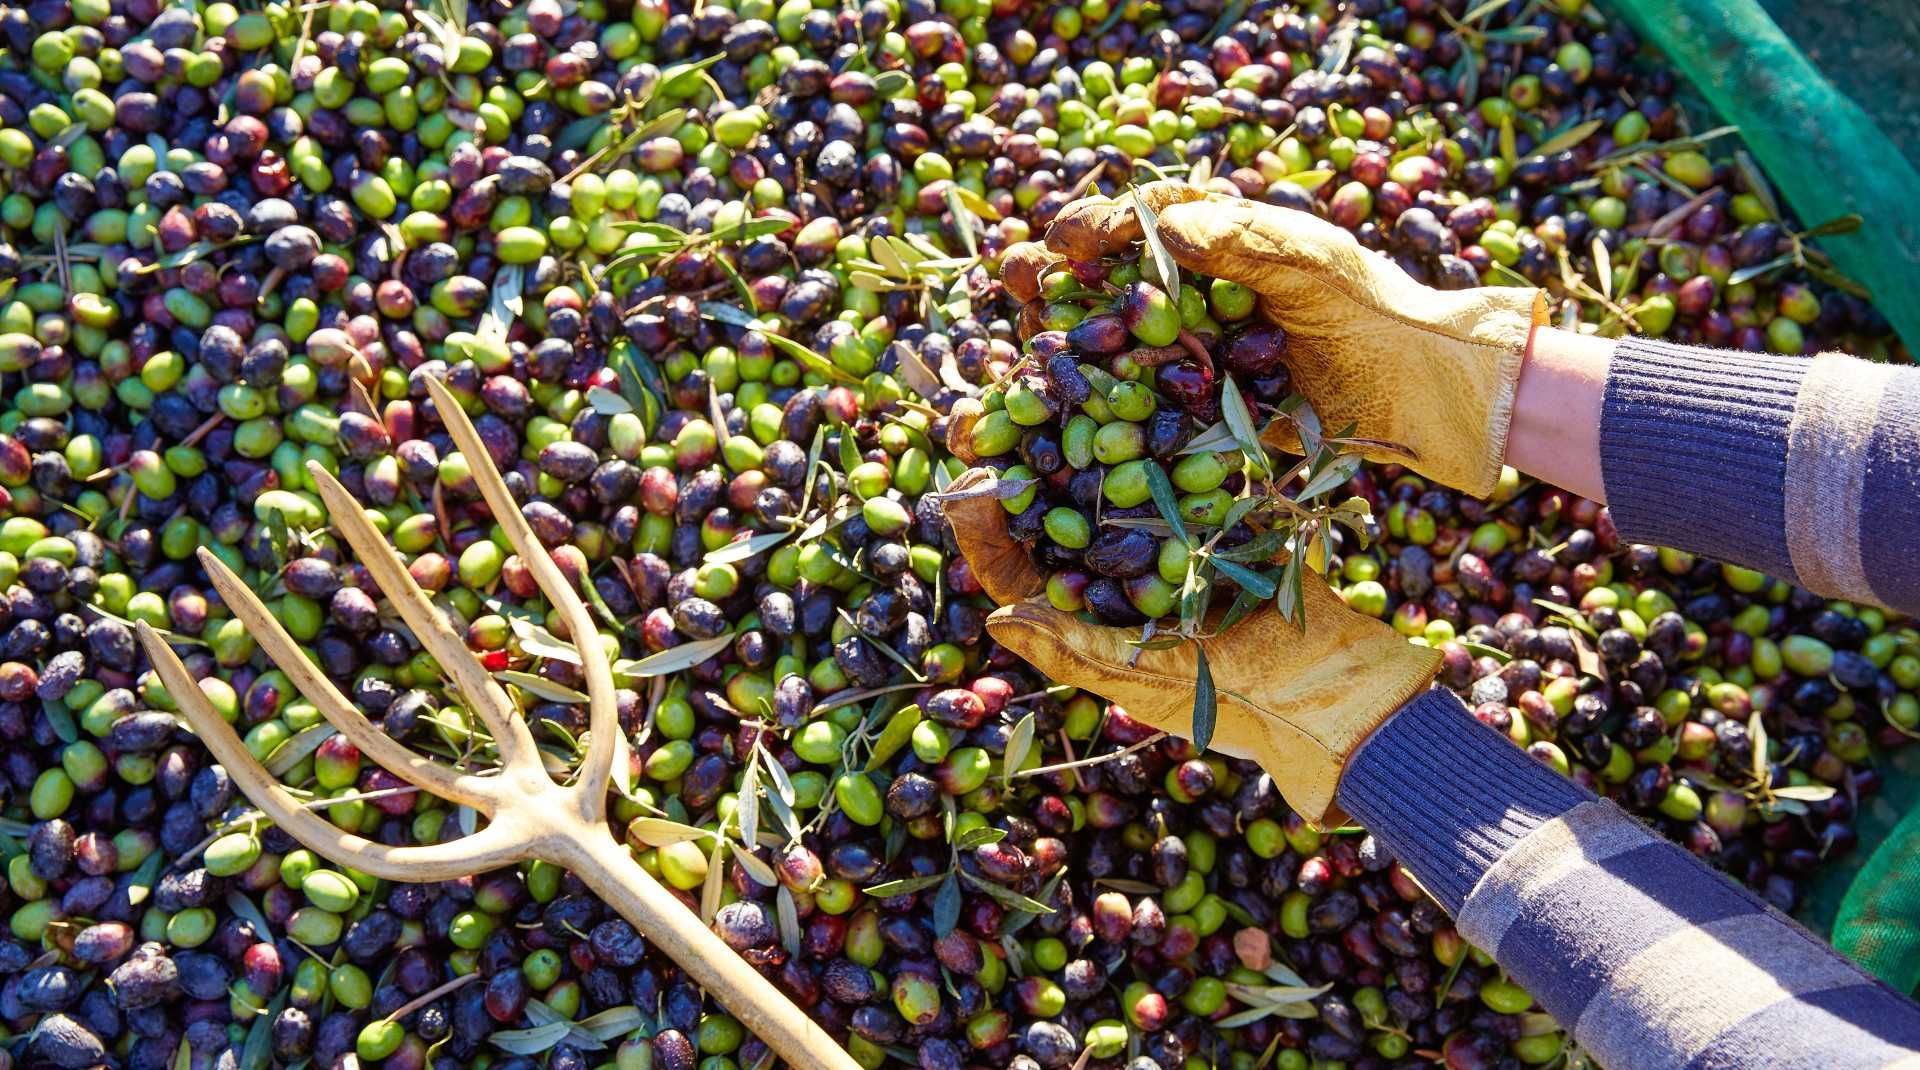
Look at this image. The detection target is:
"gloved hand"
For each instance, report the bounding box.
[941,468,1441,826]
[1001,182,1547,498]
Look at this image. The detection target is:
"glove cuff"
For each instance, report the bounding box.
[1454,286,1547,499]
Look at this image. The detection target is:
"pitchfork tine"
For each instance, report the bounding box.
[194,549,498,813]
[135,622,528,881]
[305,462,541,771]
[425,375,622,808]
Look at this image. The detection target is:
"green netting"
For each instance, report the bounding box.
[1830,799,1920,994]
[1598,0,1920,355]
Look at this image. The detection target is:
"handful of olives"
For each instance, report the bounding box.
[970,233,1368,634]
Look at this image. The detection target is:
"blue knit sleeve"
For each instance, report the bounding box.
[1600,338,1920,614]
[1338,690,1920,1070]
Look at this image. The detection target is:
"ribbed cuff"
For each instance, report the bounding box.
[1599,339,1810,582]
[1337,688,1590,914]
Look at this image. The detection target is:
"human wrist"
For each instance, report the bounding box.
[1504,327,1612,502]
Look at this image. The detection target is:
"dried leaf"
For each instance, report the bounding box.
[1734,150,1779,221]
[1802,214,1864,239]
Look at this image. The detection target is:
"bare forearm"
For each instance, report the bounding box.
[1505,327,1612,503]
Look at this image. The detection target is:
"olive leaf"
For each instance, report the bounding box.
[1179,421,1241,455]
[625,818,713,847]
[586,387,633,415]
[932,872,962,937]
[737,755,761,849]
[864,872,951,897]
[956,825,1008,849]
[240,990,287,1070]
[1005,867,1069,937]
[1191,646,1217,752]
[960,869,1055,915]
[1294,453,1363,502]
[496,671,589,705]
[1749,710,1769,787]
[945,187,980,258]
[1003,711,1036,786]
[511,617,582,665]
[699,839,727,923]
[489,1022,575,1055]
[947,184,1001,222]
[577,1006,649,1043]
[1210,558,1276,599]
[1498,115,1518,169]
[1144,463,1192,549]
[704,529,792,565]
[1216,588,1265,636]
[225,891,274,941]
[1772,784,1838,803]
[1532,118,1604,159]
[872,70,913,97]
[611,632,736,677]
[126,849,165,909]
[1130,187,1180,303]
[264,723,336,776]
[1220,378,1264,461]
[728,841,776,888]
[838,430,863,482]
[1274,554,1306,627]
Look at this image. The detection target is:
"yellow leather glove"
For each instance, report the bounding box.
[1006,181,1547,499]
[941,468,1441,826]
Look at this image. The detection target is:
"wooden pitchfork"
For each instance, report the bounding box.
[135,376,859,1070]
